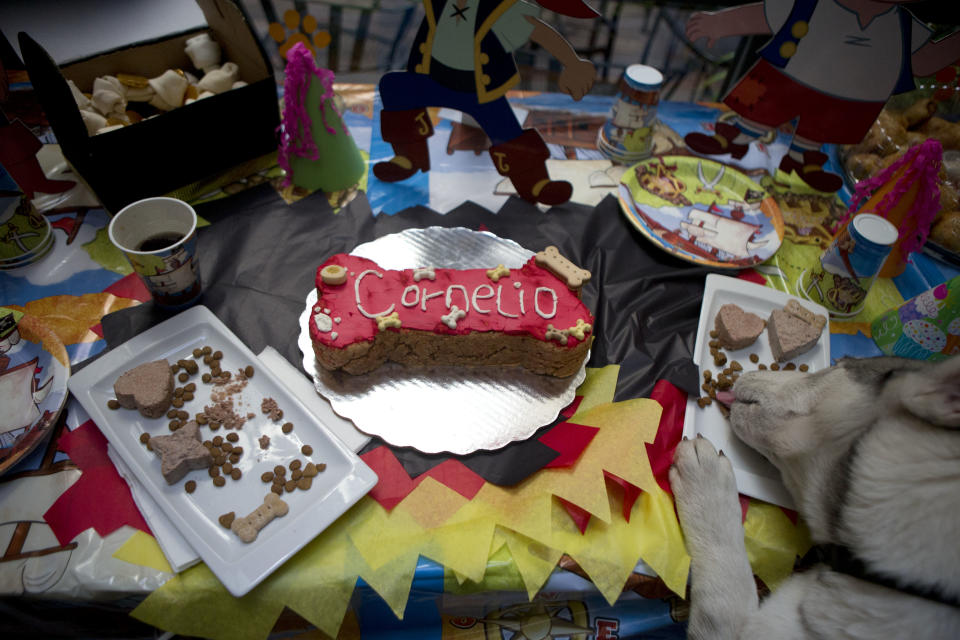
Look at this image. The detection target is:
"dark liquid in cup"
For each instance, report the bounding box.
[136,232,184,252]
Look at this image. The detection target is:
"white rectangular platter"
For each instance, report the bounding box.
[68,305,378,596]
[682,274,831,509]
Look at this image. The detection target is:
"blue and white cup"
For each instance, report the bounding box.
[108,197,202,309]
[800,213,898,317]
[597,64,663,164]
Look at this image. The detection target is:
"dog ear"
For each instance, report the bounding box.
[900,356,960,428]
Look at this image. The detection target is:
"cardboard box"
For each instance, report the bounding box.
[19,0,279,213]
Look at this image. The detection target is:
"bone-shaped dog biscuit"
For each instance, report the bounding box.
[230,493,289,543]
[535,246,591,290]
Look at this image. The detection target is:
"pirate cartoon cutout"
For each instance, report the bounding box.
[683,0,960,192]
[128,240,201,307]
[374,0,598,205]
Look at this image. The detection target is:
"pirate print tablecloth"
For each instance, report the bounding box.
[0,85,957,640]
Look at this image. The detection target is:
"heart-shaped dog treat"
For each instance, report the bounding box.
[714,303,766,350]
[114,359,174,418]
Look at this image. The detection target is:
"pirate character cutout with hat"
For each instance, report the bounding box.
[684,0,960,193]
[374,0,598,206]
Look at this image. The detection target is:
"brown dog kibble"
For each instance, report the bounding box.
[185,480,197,493]
[301,444,313,456]
[230,494,289,543]
[282,422,293,434]
[219,511,235,529]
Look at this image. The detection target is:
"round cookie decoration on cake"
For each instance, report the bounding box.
[320,264,347,285]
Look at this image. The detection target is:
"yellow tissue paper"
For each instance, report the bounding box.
[571,365,620,417]
[112,530,173,575]
[744,499,812,590]
[132,563,285,640]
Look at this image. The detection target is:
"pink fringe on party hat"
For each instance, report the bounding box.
[277,42,345,187]
[844,138,942,257]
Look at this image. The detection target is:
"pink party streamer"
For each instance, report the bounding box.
[844,138,943,256]
[277,42,342,187]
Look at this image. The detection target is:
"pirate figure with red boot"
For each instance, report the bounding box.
[683,0,960,193]
[374,0,597,205]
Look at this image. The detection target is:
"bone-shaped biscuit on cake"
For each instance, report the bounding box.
[535,246,591,290]
[230,493,289,543]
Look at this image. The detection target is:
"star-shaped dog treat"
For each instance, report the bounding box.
[149,421,213,484]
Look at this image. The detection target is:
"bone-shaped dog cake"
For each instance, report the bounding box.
[230,493,289,543]
[309,251,595,377]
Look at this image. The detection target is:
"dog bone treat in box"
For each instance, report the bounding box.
[19,0,279,213]
[308,248,594,377]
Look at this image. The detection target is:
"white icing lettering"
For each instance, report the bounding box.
[519,287,526,315]
[513,281,521,289]
[401,285,420,307]
[334,317,341,324]
[331,331,338,340]
[355,270,394,319]
[472,284,494,314]
[535,287,558,319]
[496,285,519,318]
[441,305,466,329]
[421,288,444,311]
[446,285,469,313]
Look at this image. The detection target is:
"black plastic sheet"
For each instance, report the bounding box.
[101,185,709,484]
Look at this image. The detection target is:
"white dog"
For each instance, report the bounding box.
[670,356,960,639]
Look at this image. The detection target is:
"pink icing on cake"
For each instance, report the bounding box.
[309,254,594,350]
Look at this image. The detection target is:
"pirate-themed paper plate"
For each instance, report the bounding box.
[0,311,70,475]
[618,156,785,269]
[0,195,54,270]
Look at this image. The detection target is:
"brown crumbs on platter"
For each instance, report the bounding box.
[261,398,283,421]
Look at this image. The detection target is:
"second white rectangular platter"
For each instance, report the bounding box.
[682,274,831,509]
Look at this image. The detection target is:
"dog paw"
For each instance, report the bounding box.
[268,9,331,59]
[670,436,744,555]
